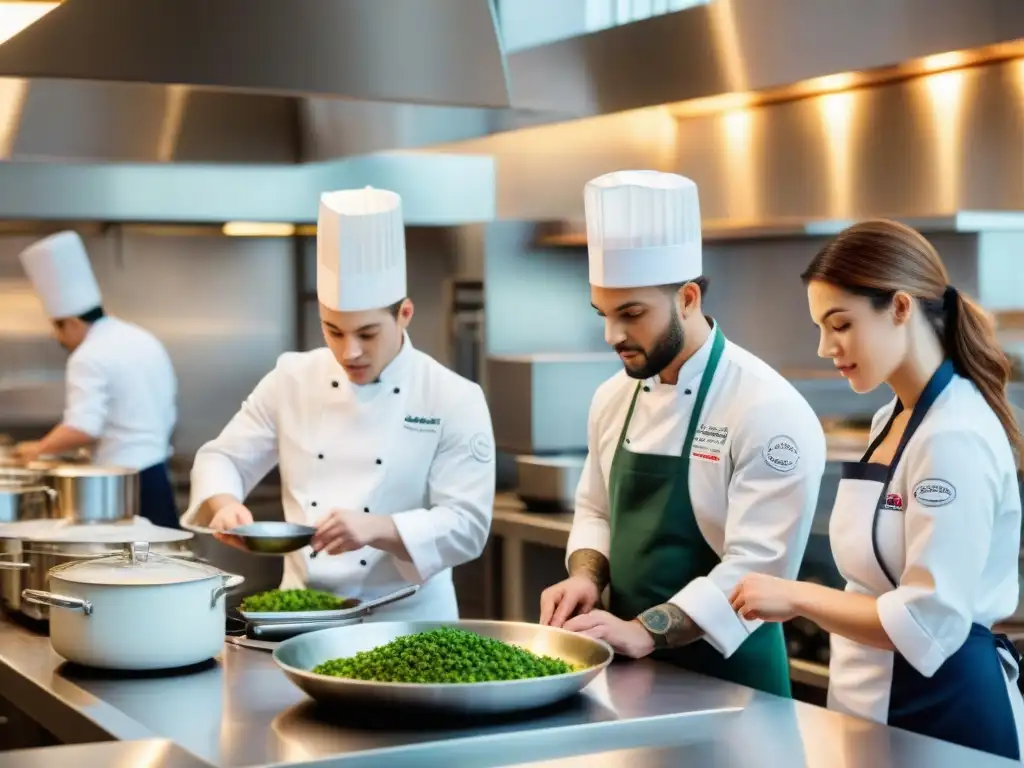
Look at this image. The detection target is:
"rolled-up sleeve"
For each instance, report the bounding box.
[391,383,496,584]
[672,396,827,657]
[62,352,109,438]
[181,366,281,528]
[876,429,995,677]
[565,394,612,565]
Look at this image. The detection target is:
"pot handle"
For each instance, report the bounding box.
[210,574,246,608]
[22,589,93,615]
[0,560,29,570]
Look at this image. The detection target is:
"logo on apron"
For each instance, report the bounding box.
[912,478,956,507]
[763,435,799,473]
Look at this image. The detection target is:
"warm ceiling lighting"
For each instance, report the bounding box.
[222,221,296,237]
[0,2,59,46]
[920,50,970,73]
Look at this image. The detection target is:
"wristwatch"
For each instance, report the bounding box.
[636,605,672,649]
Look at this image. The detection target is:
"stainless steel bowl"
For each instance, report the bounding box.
[230,521,317,554]
[272,620,613,714]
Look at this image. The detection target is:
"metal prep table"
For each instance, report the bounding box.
[0,617,1017,768]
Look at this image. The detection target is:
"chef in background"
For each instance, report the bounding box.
[540,171,827,698]
[730,220,1024,760]
[182,186,496,622]
[15,231,180,529]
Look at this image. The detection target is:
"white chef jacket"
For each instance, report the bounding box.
[828,373,1024,724]
[62,316,177,470]
[182,333,496,621]
[566,322,827,657]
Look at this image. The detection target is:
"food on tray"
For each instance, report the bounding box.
[311,627,578,683]
[240,588,354,613]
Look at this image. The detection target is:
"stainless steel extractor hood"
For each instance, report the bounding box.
[0,0,511,109]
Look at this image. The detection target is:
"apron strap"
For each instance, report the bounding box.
[679,325,727,460]
[615,382,644,450]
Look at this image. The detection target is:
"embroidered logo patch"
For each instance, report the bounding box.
[883,492,904,511]
[404,415,441,433]
[913,479,956,507]
[690,423,729,464]
[763,435,799,473]
[469,433,494,463]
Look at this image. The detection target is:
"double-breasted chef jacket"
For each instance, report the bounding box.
[828,360,1024,759]
[567,318,828,658]
[182,332,497,622]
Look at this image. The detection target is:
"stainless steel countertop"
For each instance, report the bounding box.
[0,740,215,768]
[0,617,1017,767]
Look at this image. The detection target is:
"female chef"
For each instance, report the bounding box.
[729,218,1024,760]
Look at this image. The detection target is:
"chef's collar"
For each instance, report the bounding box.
[646,318,718,391]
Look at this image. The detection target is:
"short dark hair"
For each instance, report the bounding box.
[56,305,104,328]
[385,297,407,319]
[658,276,710,300]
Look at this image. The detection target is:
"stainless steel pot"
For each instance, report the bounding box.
[22,541,245,670]
[44,465,138,524]
[0,484,56,523]
[0,521,194,620]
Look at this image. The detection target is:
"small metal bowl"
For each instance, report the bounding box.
[229,521,317,555]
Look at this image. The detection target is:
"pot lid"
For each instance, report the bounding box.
[49,541,221,585]
[28,518,193,544]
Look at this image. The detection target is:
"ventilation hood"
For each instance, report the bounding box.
[0,0,511,109]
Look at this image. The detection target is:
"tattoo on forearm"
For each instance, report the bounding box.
[568,549,610,592]
[659,603,704,648]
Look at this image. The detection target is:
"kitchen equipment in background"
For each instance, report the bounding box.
[43,464,138,524]
[442,277,485,385]
[272,619,613,714]
[0,484,54,523]
[0,467,48,487]
[486,353,620,455]
[21,541,244,670]
[514,454,585,512]
[0,517,194,620]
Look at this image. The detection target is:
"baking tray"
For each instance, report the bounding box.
[239,584,419,624]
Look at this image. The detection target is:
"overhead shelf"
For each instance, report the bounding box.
[533,211,1024,248]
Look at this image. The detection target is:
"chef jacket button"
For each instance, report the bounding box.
[393,387,400,394]
[311,501,317,507]
[363,507,369,513]
[625,438,631,444]
[318,453,324,459]
[684,388,692,395]
[643,386,650,392]
[375,458,382,465]
[331,380,339,388]
[360,560,367,566]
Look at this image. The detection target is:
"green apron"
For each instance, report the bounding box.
[607,325,792,698]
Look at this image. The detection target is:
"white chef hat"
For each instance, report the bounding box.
[18,231,102,319]
[584,170,702,288]
[316,186,407,312]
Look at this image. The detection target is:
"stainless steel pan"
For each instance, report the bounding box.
[240,584,419,624]
[272,619,613,714]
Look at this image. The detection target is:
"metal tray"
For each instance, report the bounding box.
[239,584,419,624]
[272,619,614,714]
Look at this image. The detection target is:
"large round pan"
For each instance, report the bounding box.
[272,619,613,715]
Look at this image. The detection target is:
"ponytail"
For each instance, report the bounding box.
[944,287,1024,468]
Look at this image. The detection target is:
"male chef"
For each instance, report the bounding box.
[182,186,497,622]
[539,171,826,697]
[15,231,180,529]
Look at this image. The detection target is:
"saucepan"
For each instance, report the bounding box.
[21,540,244,670]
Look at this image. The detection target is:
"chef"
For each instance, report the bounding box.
[181,186,496,622]
[729,219,1024,760]
[15,231,180,529]
[539,170,827,698]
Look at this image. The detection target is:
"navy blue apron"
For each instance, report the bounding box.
[138,460,181,530]
[848,358,1020,760]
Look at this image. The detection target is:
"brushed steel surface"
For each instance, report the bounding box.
[0,486,52,524]
[0,617,1011,767]
[45,466,137,524]
[272,620,614,714]
[0,739,216,768]
[0,0,509,109]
